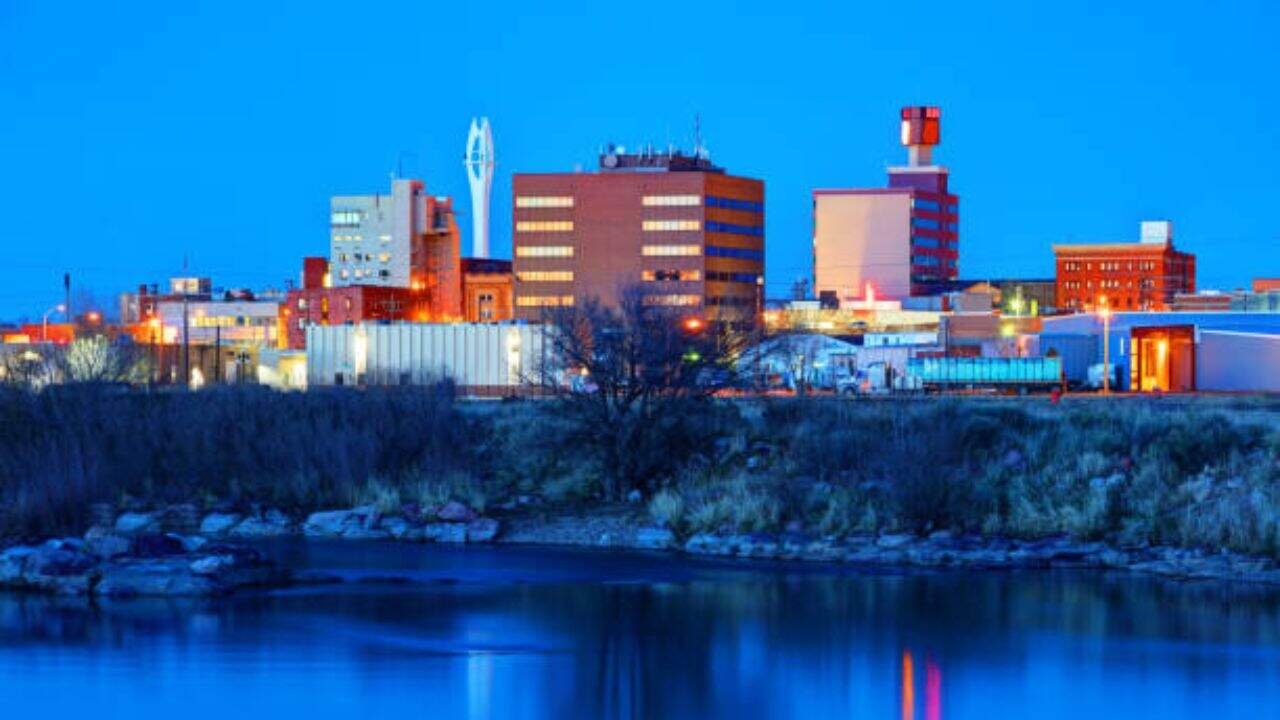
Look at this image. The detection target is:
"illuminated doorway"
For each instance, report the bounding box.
[1130,325,1195,392]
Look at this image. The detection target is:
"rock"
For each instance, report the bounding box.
[97,559,219,597]
[199,513,242,536]
[685,533,732,555]
[115,512,160,534]
[189,554,236,576]
[437,501,477,523]
[303,507,386,539]
[380,516,412,539]
[876,533,915,549]
[0,543,98,595]
[129,533,188,558]
[230,509,293,538]
[466,518,500,543]
[179,535,209,553]
[423,523,467,543]
[634,527,676,550]
[84,527,132,559]
[626,489,643,504]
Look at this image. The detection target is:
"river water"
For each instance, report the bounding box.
[1,540,1278,719]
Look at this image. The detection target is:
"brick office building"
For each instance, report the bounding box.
[1054,221,1196,312]
[814,106,959,303]
[511,149,765,328]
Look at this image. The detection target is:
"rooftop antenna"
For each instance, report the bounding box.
[693,114,704,159]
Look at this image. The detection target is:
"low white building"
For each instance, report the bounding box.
[305,322,550,395]
[155,299,281,347]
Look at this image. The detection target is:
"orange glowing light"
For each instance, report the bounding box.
[902,650,915,720]
[683,317,704,333]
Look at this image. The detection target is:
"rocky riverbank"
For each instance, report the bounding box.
[0,530,287,598]
[8,503,1280,595]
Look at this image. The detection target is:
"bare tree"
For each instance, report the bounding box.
[0,347,56,388]
[51,336,150,384]
[535,285,753,500]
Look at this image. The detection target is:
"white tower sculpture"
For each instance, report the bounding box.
[464,117,495,258]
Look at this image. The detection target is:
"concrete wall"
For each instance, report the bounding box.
[1197,331,1280,392]
[306,322,550,394]
[813,192,912,302]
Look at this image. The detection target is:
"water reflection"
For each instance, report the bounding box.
[0,544,1279,719]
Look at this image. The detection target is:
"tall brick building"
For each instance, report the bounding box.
[512,149,764,328]
[1054,221,1196,312]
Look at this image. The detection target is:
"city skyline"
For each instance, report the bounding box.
[1,1,1277,318]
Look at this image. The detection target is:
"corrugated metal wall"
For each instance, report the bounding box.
[306,323,550,391]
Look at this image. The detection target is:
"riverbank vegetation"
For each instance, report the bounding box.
[2,384,1279,557]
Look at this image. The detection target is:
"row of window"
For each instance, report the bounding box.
[706,196,763,213]
[516,245,574,258]
[516,196,574,208]
[518,271,574,282]
[643,269,701,282]
[1063,279,1157,291]
[705,271,761,285]
[912,199,957,214]
[516,295,574,307]
[1063,260,1159,273]
[642,244,701,256]
[337,268,391,280]
[331,211,363,227]
[516,220,574,233]
[333,234,364,243]
[642,294,701,307]
[642,219,701,232]
[337,252,391,263]
[706,220,763,237]
[706,296,755,308]
[642,195,701,206]
[911,236,957,250]
[910,217,957,232]
[706,245,763,261]
[192,316,274,328]
[911,256,958,268]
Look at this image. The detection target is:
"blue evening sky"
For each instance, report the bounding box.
[1,1,1276,319]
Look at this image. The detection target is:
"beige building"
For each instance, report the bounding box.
[813,190,914,302]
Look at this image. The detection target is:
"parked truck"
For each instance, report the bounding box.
[906,357,1063,393]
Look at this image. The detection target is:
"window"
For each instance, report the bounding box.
[913,198,941,212]
[913,236,940,249]
[911,217,942,231]
[642,219,701,232]
[706,296,755,308]
[518,270,574,282]
[516,295,574,307]
[706,196,763,212]
[642,269,701,282]
[516,245,574,258]
[516,196,574,208]
[379,234,392,242]
[642,244,701,256]
[642,195,701,206]
[706,245,763,261]
[331,210,363,227]
[642,294,701,306]
[705,271,760,284]
[516,220,574,232]
[706,220,763,236]
[378,252,391,263]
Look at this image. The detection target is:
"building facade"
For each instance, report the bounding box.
[462,258,514,323]
[511,149,765,328]
[814,106,959,304]
[329,178,463,319]
[1054,221,1196,312]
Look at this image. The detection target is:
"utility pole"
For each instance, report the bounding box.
[214,324,222,385]
[63,273,71,323]
[182,294,190,388]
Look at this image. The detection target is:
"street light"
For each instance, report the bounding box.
[42,304,66,343]
[1098,296,1112,395]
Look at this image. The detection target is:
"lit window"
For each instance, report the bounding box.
[378,252,391,263]
[642,195,701,206]
[642,219,701,232]
[642,294,701,306]
[331,210,363,227]
[516,295,575,307]
[516,196,575,208]
[516,220,574,232]
[515,245,575,258]
[642,244,701,256]
[518,271,575,282]
[379,234,391,242]
[642,269,701,282]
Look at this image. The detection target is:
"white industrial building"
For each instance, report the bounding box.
[329,178,455,288]
[305,322,551,395]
